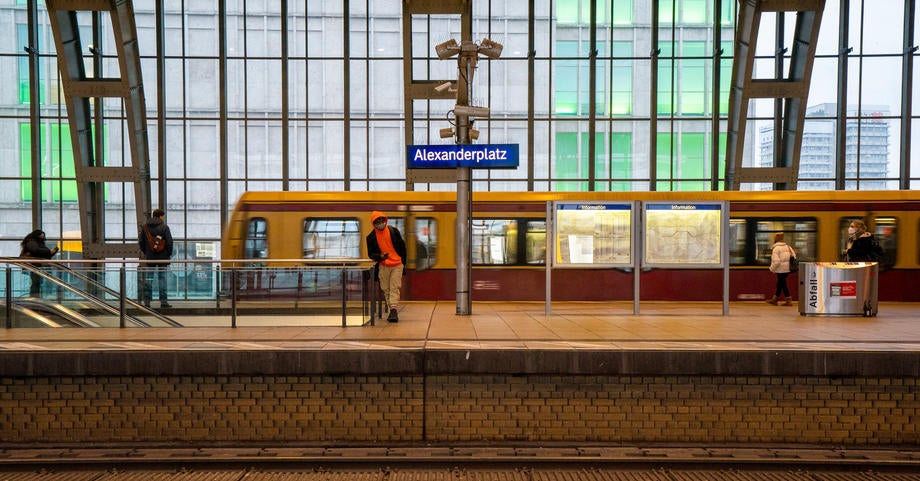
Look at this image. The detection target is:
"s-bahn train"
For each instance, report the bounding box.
[222,190,920,302]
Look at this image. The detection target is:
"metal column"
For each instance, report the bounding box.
[725,0,826,190]
[45,0,152,259]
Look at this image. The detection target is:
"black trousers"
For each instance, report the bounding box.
[29,272,42,297]
[774,272,790,297]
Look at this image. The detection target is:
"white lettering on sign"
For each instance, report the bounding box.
[413,147,509,163]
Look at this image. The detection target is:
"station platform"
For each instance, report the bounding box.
[1,301,918,447]
[1,301,919,367]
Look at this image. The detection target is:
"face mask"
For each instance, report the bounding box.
[847,227,856,235]
[374,221,386,231]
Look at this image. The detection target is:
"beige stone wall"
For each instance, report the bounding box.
[1,375,917,445]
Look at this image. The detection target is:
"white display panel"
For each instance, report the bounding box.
[553,202,634,267]
[643,202,727,268]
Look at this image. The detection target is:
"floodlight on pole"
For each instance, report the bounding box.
[453,105,491,118]
[434,82,454,93]
[435,38,460,59]
[478,38,503,59]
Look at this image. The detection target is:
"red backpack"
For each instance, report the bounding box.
[144,226,166,253]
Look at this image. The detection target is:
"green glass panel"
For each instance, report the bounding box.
[610,133,632,191]
[612,41,632,57]
[676,133,706,191]
[659,0,675,23]
[679,133,706,177]
[20,122,101,203]
[682,41,705,57]
[611,42,633,115]
[611,66,633,115]
[555,132,579,179]
[680,64,706,115]
[17,25,30,104]
[591,132,607,180]
[721,0,735,25]
[557,0,579,24]
[656,133,673,184]
[682,41,707,115]
[612,0,633,25]
[681,0,707,24]
[657,64,674,115]
[719,41,733,114]
[556,41,578,115]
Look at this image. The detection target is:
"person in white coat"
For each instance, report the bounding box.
[767,232,795,306]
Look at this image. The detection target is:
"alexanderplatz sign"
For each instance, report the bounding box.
[406,144,520,169]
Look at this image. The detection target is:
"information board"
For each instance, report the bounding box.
[553,202,634,267]
[643,202,726,268]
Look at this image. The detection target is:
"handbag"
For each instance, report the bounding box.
[788,246,799,272]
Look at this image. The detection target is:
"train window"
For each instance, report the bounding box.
[728,219,746,265]
[302,218,361,259]
[525,221,546,265]
[838,217,896,267]
[244,218,268,259]
[472,219,518,265]
[388,217,405,235]
[415,218,437,270]
[753,219,817,266]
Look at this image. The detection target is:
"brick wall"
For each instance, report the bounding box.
[1,374,917,445]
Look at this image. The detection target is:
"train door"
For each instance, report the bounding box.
[388,212,439,300]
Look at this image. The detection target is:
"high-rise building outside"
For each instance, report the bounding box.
[758,103,890,191]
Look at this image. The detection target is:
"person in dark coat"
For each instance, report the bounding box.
[20,229,58,297]
[845,219,881,262]
[365,211,407,322]
[139,208,174,308]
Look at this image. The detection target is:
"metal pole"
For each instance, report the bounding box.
[119,266,126,328]
[5,267,12,328]
[633,204,640,315]
[230,269,237,328]
[27,0,42,230]
[367,268,375,326]
[545,202,552,316]
[456,167,471,315]
[455,52,475,316]
[341,269,347,328]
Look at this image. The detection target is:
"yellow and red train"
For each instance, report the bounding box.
[222,190,920,302]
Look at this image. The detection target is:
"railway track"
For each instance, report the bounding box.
[1,446,919,479]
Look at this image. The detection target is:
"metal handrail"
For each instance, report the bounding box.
[2,258,375,328]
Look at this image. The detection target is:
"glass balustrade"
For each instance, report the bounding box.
[0,258,375,328]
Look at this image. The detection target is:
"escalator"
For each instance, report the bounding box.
[0,298,100,328]
[3,259,182,328]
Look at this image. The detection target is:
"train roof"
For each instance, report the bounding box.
[234,190,920,206]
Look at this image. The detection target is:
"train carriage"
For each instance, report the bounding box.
[222,191,920,302]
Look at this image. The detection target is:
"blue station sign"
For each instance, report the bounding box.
[407,144,520,169]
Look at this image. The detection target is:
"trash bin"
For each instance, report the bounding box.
[798,262,878,317]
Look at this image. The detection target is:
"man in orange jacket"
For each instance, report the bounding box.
[366,211,407,322]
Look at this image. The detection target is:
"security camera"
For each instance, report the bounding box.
[435,82,453,93]
[439,128,455,138]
